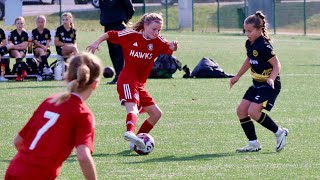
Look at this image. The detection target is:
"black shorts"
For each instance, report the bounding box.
[243,83,281,111]
[33,48,51,58]
[56,46,62,56]
[9,50,27,58]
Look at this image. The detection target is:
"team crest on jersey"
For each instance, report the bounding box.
[147,44,153,51]
[0,34,2,39]
[253,50,258,57]
[21,37,25,41]
[70,33,74,38]
[45,34,48,39]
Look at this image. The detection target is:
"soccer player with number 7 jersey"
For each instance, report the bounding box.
[5,53,102,180]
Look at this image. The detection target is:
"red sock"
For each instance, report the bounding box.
[137,120,154,134]
[126,113,137,132]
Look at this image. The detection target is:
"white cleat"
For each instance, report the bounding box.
[0,76,8,82]
[123,131,146,150]
[276,128,288,152]
[236,141,261,152]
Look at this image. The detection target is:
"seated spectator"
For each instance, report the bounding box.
[0,28,13,82]
[54,12,78,60]
[32,15,53,81]
[9,17,31,81]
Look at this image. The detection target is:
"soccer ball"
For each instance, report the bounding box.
[134,133,155,155]
[103,66,114,78]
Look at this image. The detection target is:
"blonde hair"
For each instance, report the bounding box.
[14,16,25,25]
[50,52,102,105]
[62,12,74,28]
[244,11,271,41]
[36,15,47,23]
[131,13,163,32]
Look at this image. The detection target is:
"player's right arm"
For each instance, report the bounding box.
[230,57,251,88]
[86,33,110,54]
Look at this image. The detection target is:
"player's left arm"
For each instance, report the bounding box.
[267,56,281,89]
[76,144,97,180]
[168,40,178,51]
[13,134,25,151]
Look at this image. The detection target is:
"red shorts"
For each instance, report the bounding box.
[117,81,155,107]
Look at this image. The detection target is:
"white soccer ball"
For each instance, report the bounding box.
[134,133,155,155]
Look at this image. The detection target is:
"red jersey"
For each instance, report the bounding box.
[107,30,173,84]
[6,93,95,179]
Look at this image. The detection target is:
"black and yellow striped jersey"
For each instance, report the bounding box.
[245,35,279,85]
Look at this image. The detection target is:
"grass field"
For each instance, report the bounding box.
[0,32,320,179]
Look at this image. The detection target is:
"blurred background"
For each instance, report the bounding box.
[0,0,320,35]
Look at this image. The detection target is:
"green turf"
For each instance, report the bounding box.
[0,32,319,179]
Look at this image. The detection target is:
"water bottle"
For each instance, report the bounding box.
[54,61,63,80]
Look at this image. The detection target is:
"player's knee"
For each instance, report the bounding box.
[236,106,247,118]
[247,108,260,121]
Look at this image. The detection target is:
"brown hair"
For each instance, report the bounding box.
[244,11,271,41]
[50,52,102,105]
[131,13,163,32]
[62,12,74,28]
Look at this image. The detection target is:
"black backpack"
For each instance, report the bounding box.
[185,57,234,78]
[149,54,182,78]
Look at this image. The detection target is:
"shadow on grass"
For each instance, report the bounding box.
[126,151,276,164]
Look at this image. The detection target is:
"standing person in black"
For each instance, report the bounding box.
[99,0,135,84]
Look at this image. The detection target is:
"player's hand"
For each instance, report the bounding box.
[169,41,178,51]
[86,43,99,54]
[229,76,239,89]
[267,78,275,89]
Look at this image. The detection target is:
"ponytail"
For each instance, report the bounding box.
[49,52,102,105]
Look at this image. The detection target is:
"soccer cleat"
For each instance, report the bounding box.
[43,67,53,76]
[236,141,261,152]
[123,131,146,150]
[15,75,23,81]
[36,75,43,81]
[0,76,8,82]
[129,141,135,151]
[21,70,27,79]
[275,128,288,152]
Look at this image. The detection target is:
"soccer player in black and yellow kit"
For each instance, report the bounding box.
[54,12,78,59]
[0,28,14,82]
[9,17,31,81]
[230,11,288,152]
[32,15,52,81]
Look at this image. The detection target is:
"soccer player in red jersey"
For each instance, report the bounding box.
[87,13,178,150]
[5,52,102,180]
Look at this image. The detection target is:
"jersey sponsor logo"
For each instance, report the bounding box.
[249,59,258,65]
[129,50,153,59]
[133,42,138,47]
[253,50,258,57]
[63,37,73,42]
[266,45,272,50]
[147,44,153,51]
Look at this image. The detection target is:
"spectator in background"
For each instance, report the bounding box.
[9,16,31,81]
[55,12,78,59]
[99,0,135,84]
[0,28,13,82]
[32,15,53,81]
